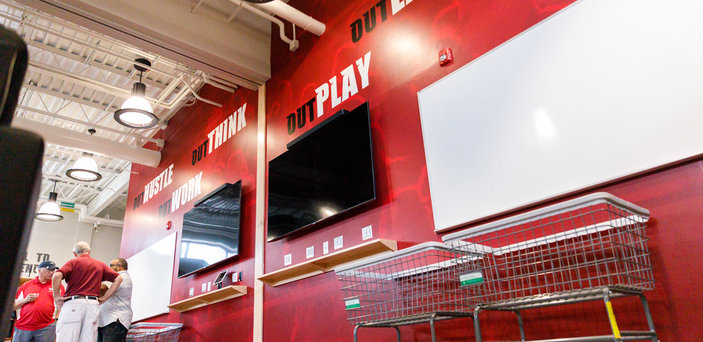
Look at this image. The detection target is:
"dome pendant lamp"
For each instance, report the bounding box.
[114,58,158,129]
[35,180,64,222]
[65,129,102,182]
[66,152,102,182]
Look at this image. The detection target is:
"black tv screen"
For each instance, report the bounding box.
[267,102,376,241]
[178,181,241,277]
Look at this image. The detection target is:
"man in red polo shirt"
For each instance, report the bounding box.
[13,260,65,342]
[52,241,122,342]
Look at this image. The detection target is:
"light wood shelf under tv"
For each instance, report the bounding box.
[258,239,398,287]
[168,285,247,313]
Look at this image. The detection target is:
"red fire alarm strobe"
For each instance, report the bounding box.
[165,220,172,230]
[439,48,453,66]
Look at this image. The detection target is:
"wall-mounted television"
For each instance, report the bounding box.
[178,181,242,277]
[267,102,376,241]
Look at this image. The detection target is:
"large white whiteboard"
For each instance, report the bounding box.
[126,232,176,322]
[418,0,703,232]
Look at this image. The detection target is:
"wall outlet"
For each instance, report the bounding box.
[207,282,211,291]
[189,287,194,297]
[322,241,329,254]
[284,253,292,266]
[361,225,373,240]
[201,283,207,292]
[306,246,314,259]
[232,271,242,282]
[334,236,343,250]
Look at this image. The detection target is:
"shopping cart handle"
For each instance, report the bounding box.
[442,192,649,242]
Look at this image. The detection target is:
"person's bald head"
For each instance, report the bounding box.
[73,241,91,256]
[110,258,128,271]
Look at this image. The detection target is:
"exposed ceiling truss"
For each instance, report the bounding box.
[0,0,236,224]
[1,0,325,226]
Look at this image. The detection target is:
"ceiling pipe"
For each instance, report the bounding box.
[202,75,237,92]
[182,80,223,107]
[206,74,239,89]
[12,117,161,167]
[254,0,325,36]
[228,0,299,51]
[74,203,124,228]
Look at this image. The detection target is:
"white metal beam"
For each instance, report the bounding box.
[17,105,163,145]
[12,117,161,167]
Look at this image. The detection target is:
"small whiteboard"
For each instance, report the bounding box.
[127,232,176,322]
[418,0,703,232]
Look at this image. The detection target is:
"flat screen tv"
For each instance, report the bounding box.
[178,181,242,277]
[267,102,376,241]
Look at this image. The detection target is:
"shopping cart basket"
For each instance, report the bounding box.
[336,241,486,342]
[126,322,183,342]
[443,192,657,342]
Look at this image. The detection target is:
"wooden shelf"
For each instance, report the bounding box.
[258,239,398,287]
[168,285,247,313]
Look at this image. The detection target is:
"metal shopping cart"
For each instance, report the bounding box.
[443,192,657,342]
[126,322,183,342]
[336,242,488,342]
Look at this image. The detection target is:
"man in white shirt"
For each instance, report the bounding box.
[97,258,132,342]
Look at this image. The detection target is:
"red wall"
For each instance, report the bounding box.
[121,0,703,340]
[122,85,259,341]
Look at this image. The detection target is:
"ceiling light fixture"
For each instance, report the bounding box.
[114,58,158,129]
[65,129,103,182]
[35,180,64,222]
[66,152,102,182]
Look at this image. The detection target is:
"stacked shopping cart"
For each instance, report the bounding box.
[336,242,484,342]
[126,322,183,342]
[337,193,658,342]
[443,192,657,341]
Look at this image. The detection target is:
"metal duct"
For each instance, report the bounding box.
[256,0,325,36]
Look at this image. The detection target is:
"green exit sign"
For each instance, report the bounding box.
[60,201,75,209]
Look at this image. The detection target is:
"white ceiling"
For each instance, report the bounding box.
[1,0,319,225]
[13,0,275,89]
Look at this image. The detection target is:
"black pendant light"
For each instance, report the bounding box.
[114,58,158,129]
[35,180,64,222]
